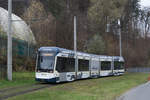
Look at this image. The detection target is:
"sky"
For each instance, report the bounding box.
[140,0,150,8]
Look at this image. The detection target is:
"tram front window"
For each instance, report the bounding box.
[37,52,55,72]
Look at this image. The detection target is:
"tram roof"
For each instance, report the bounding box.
[113,56,124,61]
[38,47,124,60]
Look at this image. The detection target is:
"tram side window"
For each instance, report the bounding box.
[78,59,89,71]
[56,57,75,72]
[101,61,111,70]
[114,62,124,70]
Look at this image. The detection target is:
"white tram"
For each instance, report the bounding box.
[35,47,125,83]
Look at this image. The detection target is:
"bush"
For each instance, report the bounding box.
[13,56,36,72]
[85,34,106,55]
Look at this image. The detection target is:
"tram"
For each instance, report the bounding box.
[35,47,125,83]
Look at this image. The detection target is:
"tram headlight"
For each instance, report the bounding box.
[48,70,53,73]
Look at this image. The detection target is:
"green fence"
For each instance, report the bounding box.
[0,34,36,57]
[0,34,37,79]
[0,64,7,79]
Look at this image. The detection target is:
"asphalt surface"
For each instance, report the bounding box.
[118,81,150,100]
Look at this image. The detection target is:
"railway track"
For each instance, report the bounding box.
[0,83,54,100]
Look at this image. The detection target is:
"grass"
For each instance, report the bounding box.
[0,72,36,89]
[7,73,150,100]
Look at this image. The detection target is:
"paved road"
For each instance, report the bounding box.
[118,81,150,100]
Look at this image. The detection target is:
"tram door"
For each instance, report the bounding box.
[91,58,100,77]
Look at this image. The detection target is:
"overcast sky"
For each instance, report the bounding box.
[140,0,150,8]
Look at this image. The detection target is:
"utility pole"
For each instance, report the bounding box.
[74,16,78,79]
[118,19,122,57]
[106,23,110,33]
[7,0,12,81]
[27,21,31,58]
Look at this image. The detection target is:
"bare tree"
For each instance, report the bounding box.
[140,8,150,38]
[22,0,56,47]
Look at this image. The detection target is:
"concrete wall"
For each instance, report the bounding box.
[127,67,150,73]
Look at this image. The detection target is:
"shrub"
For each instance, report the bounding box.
[85,34,106,55]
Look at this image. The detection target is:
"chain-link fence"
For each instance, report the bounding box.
[0,64,7,79]
[0,34,36,79]
[0,34,36,57]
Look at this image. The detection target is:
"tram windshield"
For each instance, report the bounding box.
[37,52,55,71]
